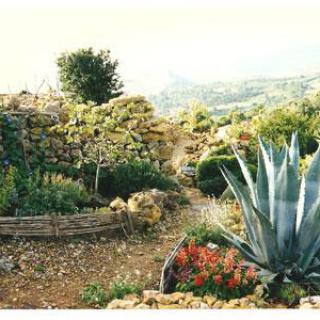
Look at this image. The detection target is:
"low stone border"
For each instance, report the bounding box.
[107,288,271,309]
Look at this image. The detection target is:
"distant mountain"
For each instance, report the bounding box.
[149,73,320,116]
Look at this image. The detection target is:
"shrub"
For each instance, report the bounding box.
[0,166,18,216]
[19,172,90,216]
[174,240,258,299]
[57,48,123,105]
[176,195,191,206]
[80,282,106,306]
[111,160,176,199]
[268,283,307,306]
[196,155,257,197]
[108,279,140,300]
[196,155,240,197]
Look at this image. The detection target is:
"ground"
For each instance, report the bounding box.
[0,188,208,309]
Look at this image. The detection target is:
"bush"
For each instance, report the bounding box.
[111,161,176,199]
[80,282,106,306]
[196,155,239,197]
[0,166,18,216]
[174,240,258,299]
[19,172,90,216]
[108,279,140,300]
[57,48,123,105]
[196,155,256,197]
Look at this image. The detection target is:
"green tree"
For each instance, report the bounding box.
[57,48,123,105]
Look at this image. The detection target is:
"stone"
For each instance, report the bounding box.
[131,132,143,143]
[212,300,225,309]
[135,303,151,309]
[0,257,15,273]
[155,293,172,305]
[109,197,127,213]
[176,174,194,187]
[301,296,320,305]
[161,160,176,176]
[106,131,124,143]
[107,299,137,309]
[158,143,174,160]
[123,294,141,304]
[203,295,217,307]
[157,303,185,309]
[169,292,185,303]
[43,101,61,113]
[206,243,219,251]
[142,290,159,304]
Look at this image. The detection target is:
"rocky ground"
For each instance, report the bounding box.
[0,189,206,309]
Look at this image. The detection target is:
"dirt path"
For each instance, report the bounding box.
[0,189,208,309]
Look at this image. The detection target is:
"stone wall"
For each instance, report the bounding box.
[0,96,179,170]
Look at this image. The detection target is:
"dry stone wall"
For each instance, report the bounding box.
[0,96,179,170]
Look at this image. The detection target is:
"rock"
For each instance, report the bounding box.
[142,290,159,304]
[155,293,172,305]
[158,143,174,160]
[170,292,186,303]
[203,295,217,307]
[213,300,225,309]
[206,243,219,251]
[157,303,185,309]
[161,160,176,176]
[176,174,194,187]
[43,101,61,113]
[135,303,151,309]
[131,132,143,143]
[107,299,137,309]
[301,296,320,305]
[109,197,127,213]
[123,294,141,304]
[128,192,162,226]
[0,257,15,273]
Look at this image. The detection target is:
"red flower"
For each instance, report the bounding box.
[214,275,223,285]
[226,278,237,289]
[194,274,204,287]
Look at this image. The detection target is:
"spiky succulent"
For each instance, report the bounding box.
[221,133,320,284]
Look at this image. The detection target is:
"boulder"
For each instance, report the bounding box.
[43,101,61,113]
[158,143,174,160]
[161,160,176,176]
[109,197,128,213]
[0,257,15,273]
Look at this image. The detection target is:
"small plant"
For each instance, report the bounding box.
[19,172,90,216]
[268,283,307,306]
[176,195,191,206]
[80,282,106,306]
[174,240,257,299]
[34,264,46,273]
[153,255,164,263]
[0,166,17,216]
[108,279,140,300]
[111,160,176,199]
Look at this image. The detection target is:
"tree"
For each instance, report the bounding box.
[57,48,123,105]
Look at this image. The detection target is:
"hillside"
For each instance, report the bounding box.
[149,73,320,116]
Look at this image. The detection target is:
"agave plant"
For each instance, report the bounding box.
[221,133,320,285]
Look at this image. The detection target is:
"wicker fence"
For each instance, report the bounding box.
[0,212,131,237]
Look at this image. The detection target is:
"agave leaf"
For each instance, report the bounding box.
[303,145,320,220]
[295,175,305,234]
[256,148,270,217]
[220,166,261,256]
[222,232,265,267]
[271,147,299,257]
[289,132,300,174]
[232,145,257,207]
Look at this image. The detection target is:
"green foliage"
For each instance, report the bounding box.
[268,284,307,305]
[19,172,90,216]
[0,166,17,216]
[111,160,176,199]
[178,101,214,132]
[80,282,106,306]
[108,279,140,300]
[57,48,123,105]
[222,133,320,286]
[253,107,319,155]
[196,155,242,197]
[176,195,191,206]
[185,222,226,246]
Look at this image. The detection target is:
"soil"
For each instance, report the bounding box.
[0,188,208,309]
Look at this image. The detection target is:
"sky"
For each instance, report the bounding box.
[1,0,320,94]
